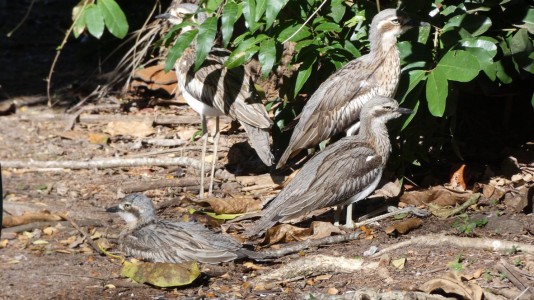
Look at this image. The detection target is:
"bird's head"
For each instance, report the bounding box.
[361,96,412,125]
[156,3,206,32]
[107,194,157,229]
[369,9,426,50]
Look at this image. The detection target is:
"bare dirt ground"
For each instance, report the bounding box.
[1,1,533,299]
[0,104,533,300]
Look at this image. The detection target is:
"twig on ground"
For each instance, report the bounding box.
[496,259,532,293]
[65,100,117,129]
[375,234,534,256]
[16,113,199,125]
[256,232,361,259]
[121,177,200,193]
[62,215,105,256]
[355,206,429,227]
[249,254,378,287]
[1,157,202,170]
[2,219,103,234]
[144,138,186,147]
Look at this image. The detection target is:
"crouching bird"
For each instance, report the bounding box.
[245,96,412,237]
[107,193,258,264]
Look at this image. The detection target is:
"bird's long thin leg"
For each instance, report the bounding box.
[199,115,208,199]
[343,123,360,228]
[345,204,354,228]
[208,116,219,197]
[334,205,342,226]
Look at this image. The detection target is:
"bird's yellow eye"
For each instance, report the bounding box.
[391,18,400,25]
[123,203,131,209]
[383,106,393,110]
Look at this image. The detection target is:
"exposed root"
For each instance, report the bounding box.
[375,234,534,256]
[249,254,378,288]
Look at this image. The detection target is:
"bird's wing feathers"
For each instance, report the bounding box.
[123,221,241,264]
[267,137,382,222]
[278,56,378,166]
[180,49,271,129]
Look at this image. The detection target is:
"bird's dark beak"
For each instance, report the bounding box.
[155,13,172,20]
[106,206,120,213]
[396,107,413,114]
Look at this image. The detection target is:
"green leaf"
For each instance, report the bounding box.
[259,38,276,77]
[121,261,200,287]
[72,4,87,38]
[315,22,342,33]
[188,208,244,220]
[277,24,311,42]
[84,4,104,39]
[531,92,534,109]
[343,41,361,58]
[328,0,346,23]
[225,37,259,69]
[265,0,287,28]
[255,0,267,22]
[460,38,497,69]
[401,69,427,102]
[221,1,240,47]
[98,0,128,39]
[205,0,224,12]
[426,68,448,117]
[195,16,217,71]
[164,29,198,72]
[242,0,256,30]
[294,55,316,95]
[443,11,492,36]
[401,100,420,130]
[437,50,480,82]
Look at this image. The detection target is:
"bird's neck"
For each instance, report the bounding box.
[360,119,392,162]
[369,32,399,60]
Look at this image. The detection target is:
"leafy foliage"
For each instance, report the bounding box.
[73,0,534,168]
[72,0,129,39]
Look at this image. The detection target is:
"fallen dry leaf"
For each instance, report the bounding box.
[87,133,110,145]
[43,227,59,235]
[400,186,473,207]
[419,272,483,300]
[2,211,63,227]
[327,287,338,295]
[105,120,154,138]
[201,197,262,214]
[449,164,467,191]
[121,260,200,288]
[391,257,406,269]
[262,221,342,245]
[0,239,8,248]
[243,261,269,271]
[384,218,423,235]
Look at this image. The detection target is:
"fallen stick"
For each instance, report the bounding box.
[0,157,202,170]
[121,177,200,193]
[495,259,532,293]
[63,215,105,256]
[249,254,378,287]
[375,234,534,256]
[257,232,361,259]
[17,113,199,125]
[1,219,103,234]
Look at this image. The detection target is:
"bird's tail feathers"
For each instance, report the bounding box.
[240,121,274,167]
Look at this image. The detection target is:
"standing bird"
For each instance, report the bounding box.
[245,96,412,237]
[107,193,257,264]
[158,3,274,198]
[277,9,419,169]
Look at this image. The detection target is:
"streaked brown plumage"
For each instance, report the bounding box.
[245,96,412,237]
[107,193,256,264]
[276,9,418,169]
